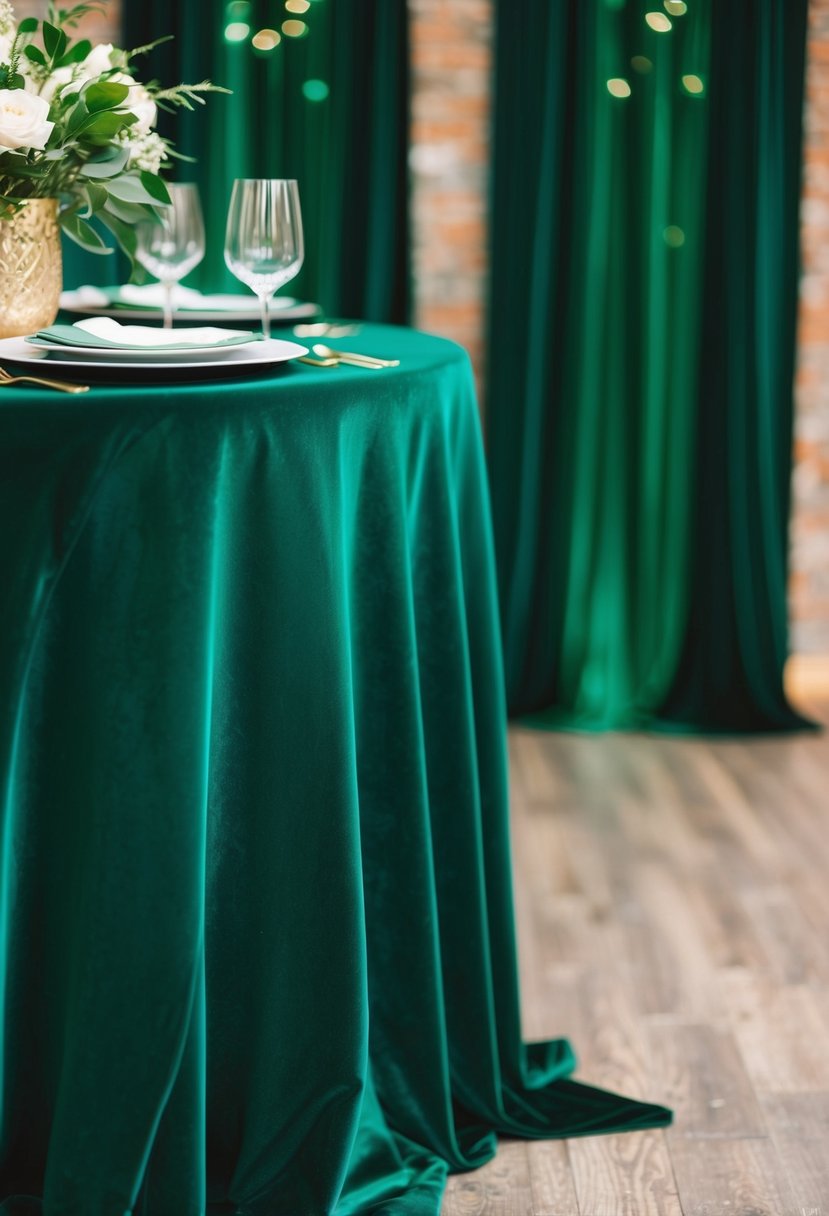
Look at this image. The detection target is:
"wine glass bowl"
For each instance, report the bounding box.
[135,183,205,329]
[224,179,304,339]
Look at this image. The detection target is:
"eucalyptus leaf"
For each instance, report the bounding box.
[139,171,171,206]
[85,182,108,212]
[66,100,89,135]
[76,111,135,141]
[57,39,91,67]
[99,209,138,266]
[85,81,130,113]
[61,211,111,254]
[80,146,130,179]
[106,174,163,205]
[42,21,68,63]
[103,195,156,225]
[23,45,47,68]
[17,17,39,33]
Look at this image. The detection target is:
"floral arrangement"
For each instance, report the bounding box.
[0,1,225,264]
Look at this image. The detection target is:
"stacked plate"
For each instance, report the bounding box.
[59,284,321,325]
[0,318,308,382]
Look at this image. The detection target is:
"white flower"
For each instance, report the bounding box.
[118,128,167,174]
[0,31,13,64]
[0,87,54,150]
[122,80,156,134]
[39,43,117,101]
[0,3,15,39]
[82,42,116,78]
[36,65,75,103]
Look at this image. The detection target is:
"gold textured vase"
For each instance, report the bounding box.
[0,198,62,339]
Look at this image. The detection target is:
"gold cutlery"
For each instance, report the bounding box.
[0,365,90,394]
[294,322,362,338]
[311,344,400,368]
[297,355,340,368]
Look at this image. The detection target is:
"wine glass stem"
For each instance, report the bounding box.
[162,280,174,330]
[259,293,271,340]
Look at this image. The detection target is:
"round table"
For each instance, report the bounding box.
[0,325,669,1214]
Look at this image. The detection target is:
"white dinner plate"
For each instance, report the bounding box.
[0,336,309,382]
[59,290,321,325]
[26,338,264,363]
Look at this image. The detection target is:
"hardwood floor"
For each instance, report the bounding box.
[442,696,829,1216]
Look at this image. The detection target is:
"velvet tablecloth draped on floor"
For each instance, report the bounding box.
[0,327,670,1214]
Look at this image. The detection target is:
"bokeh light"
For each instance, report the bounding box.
[664,0,687,14]
[663,225,685,247]
[302,79,330,101]
[224,21,250,41]
[252,28,281,50]
[282,19,308,37]
[607,78,632,98]
[631,56,653,74]
[285,0,311,11]
[645,12,672,31]
[682,74,705,95]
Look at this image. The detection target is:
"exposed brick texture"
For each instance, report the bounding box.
[13,0,120,42]
[409,0,492,403]
[794,0,829,655]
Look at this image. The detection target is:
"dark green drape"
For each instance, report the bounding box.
[66,0,409,321]
[487,0,812,733]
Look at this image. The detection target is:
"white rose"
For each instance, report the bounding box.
[0,88,54,150]
[35,65,76,104]
[82,43,116,78]
[122,80,156,134]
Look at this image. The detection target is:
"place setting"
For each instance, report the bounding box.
[0,178,400,386]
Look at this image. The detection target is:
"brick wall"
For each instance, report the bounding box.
[409,0,492,403]
[793,0,829,656]
[13,0,120,42]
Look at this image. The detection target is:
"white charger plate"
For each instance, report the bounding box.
[59,291,321,325]
[0,336,309,382]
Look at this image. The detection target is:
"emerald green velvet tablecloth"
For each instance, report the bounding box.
[0,325,670,1215]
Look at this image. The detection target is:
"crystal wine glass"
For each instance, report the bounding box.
[223,179,304,339]
[135,183,205,329]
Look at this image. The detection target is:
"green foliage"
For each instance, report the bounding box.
[0,2,228,262]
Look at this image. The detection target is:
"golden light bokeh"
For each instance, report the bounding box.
[282,18,308,37]
[645,12,672,32]
[663,225,685,247]
[252,27,281,50]
[664,0,687,14]
[607,78,632,98]
[285,0,311,12]
[682,74,705,95]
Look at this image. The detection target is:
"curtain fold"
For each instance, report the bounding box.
[65,0,410,322]
[487,0,812,733]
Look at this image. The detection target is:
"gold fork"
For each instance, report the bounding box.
[312,344,400,368]
[0,365,90,394]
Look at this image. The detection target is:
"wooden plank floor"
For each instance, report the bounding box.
[442,696,829,1216]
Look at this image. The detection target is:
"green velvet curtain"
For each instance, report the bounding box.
[487,0,812,733]
[65,0,410,321]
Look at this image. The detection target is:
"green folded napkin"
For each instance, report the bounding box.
[30,324,261,351]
